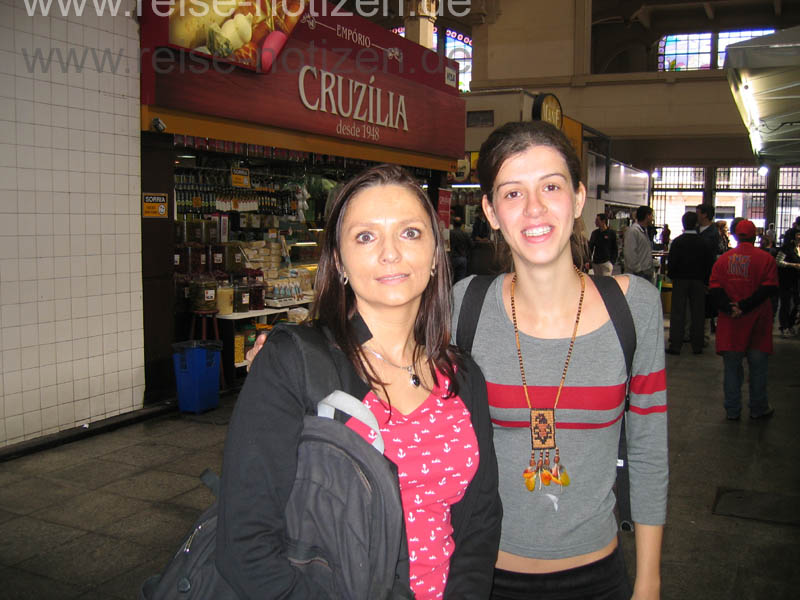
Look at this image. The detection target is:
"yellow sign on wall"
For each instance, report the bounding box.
[142,193,169,218]
[561,116,583,157]
[231,167,251,188]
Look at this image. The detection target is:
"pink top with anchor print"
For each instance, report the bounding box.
[346,375,479,600]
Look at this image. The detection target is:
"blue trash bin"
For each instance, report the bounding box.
[172,340,223,414]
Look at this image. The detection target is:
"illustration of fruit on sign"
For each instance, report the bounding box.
[168,0,305,70]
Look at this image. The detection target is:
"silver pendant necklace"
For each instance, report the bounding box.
[364,347,421,387]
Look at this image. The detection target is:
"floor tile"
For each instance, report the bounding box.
[97,470,200,502]
[40,459,143,491]
[0,565,86,600]
[0,476,84,516]
[165,484,216,512]
[31,491,151,532]
[97,502,199,549]
[16,533,154,588]
[157,449,222,479]
[0,516,87,566]
[96,442,190,469]
[151,423,228,450]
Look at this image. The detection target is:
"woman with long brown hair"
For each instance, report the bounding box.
[220,164,501,599]
[453,121,668,599]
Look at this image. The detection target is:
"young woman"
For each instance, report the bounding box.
[218,164,501,599]
[452,121,668,599]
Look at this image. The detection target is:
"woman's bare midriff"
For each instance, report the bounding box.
[495,537,617,574]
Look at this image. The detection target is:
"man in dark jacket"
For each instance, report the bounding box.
[666,212,715,355]
[588,213,618,276]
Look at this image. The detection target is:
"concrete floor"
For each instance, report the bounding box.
[0,322,799,600]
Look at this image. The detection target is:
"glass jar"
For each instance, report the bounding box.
[216,282,234,315]
[249,281,265,310]
[189,276,217,312]
[233,282,251,313]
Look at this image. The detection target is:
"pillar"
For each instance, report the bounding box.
[404,0,438,50]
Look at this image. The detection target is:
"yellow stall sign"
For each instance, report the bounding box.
[231,167,251,188]
[142,193,169,218]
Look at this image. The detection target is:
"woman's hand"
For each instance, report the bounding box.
[245,333,268,372]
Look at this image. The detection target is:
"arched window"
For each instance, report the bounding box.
[657,29,774,71]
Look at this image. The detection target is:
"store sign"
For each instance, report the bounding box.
[142,193,169,218]
[298,67,408,142]
[532,93,563,129]
[142,1,464,158]
[231,167,251,188]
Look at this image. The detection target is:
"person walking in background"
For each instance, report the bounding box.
[696,204,721,257]
[716,221,731,255]
[660,223,671,249]
[781,216,800,247]
[588,213,618,276]
[696,204,721,339]
[709,219,779,421]
[765,223,777,245]
[776,229,800,337]
[449,216,472,282]
[623,205,656,284]
[666,212,715,355]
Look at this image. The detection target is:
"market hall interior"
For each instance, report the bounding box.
[1,0,800,598]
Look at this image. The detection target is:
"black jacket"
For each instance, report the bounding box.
[217,318,501,600]
[588,228,618,264]
[667,232,715,283]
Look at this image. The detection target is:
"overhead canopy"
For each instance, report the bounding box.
[725,26,800,165]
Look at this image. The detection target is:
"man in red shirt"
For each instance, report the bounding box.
[709,220,779,420]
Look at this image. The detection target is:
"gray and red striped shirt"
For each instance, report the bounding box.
[453,274,667,559]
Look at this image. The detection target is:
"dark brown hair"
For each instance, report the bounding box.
[311,164,460,396]
[476,121,586,270]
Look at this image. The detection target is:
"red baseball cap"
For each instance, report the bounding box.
[735,219,757,237]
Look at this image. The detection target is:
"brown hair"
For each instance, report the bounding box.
[311,164,460,396]
[477,121,586,270]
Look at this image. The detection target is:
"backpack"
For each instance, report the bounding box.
[141,324,414,600]
[456,275,637,532]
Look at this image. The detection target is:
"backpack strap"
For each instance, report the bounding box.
[590,275,636,532]
[456,275,495,353]
[318,390,385,454]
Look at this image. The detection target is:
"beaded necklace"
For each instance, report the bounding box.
[510,268,585,492]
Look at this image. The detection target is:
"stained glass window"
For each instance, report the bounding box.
[657,29,774,71]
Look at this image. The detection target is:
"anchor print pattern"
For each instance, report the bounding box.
[346,375,479,600]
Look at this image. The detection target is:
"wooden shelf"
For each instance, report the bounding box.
[217,307,289,320]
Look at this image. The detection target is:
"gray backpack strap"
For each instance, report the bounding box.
[318,391,384,454]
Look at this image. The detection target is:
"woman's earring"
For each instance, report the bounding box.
[340,271,349,285]
[430,261,436,277]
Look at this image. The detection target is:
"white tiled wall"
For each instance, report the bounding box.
[0,0,143,447]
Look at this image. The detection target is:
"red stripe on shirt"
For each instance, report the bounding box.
[491,411,624,430]
[630,369,666,395]
[486,382,626,411]
[630,404,668,415]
